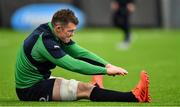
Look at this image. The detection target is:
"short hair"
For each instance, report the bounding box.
[51,9,79,27]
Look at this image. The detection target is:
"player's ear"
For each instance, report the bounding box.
[55,25,61,33]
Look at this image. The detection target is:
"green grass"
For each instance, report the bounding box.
[0,27,180,106]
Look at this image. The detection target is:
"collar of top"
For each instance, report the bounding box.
[48,22,59,41]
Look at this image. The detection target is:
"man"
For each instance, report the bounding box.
[111,0,136,49]
[15,9,150,102]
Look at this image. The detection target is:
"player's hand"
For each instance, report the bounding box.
[106,64,128,76]
[127,3,135,13]
[111,1,119,11]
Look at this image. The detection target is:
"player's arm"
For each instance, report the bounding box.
[36,36,107,75]
[62,42,109,67]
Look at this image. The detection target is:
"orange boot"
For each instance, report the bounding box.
[91,75,104,88]
[132,71,151,102]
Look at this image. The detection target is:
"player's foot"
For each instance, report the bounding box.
[132,71,151,102]
[117,41,130,50]
[91,75,104,88]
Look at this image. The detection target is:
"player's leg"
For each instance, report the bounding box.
[117,13,130,49]
[90,71,150,102]
[52,71,150,102]
[122,13,131,43]
[53,78,136,102]
[52,78,95,101]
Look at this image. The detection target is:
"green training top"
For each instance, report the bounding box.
[15,22,109,88]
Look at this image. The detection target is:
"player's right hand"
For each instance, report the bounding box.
[106,64,128,76]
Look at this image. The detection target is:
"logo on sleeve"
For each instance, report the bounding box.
[54,45,60,49]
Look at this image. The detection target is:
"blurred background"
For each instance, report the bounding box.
[0,0,180,29]
[0,0,180,106]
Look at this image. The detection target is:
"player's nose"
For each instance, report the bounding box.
[69,33,74,37]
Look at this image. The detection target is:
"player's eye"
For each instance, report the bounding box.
[67,30,75,34]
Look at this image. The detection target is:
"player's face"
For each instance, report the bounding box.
[55,22,77,43]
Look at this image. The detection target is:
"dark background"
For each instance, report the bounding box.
[0,0,180,28]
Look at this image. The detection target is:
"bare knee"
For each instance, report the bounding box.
[77,82,94,99]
